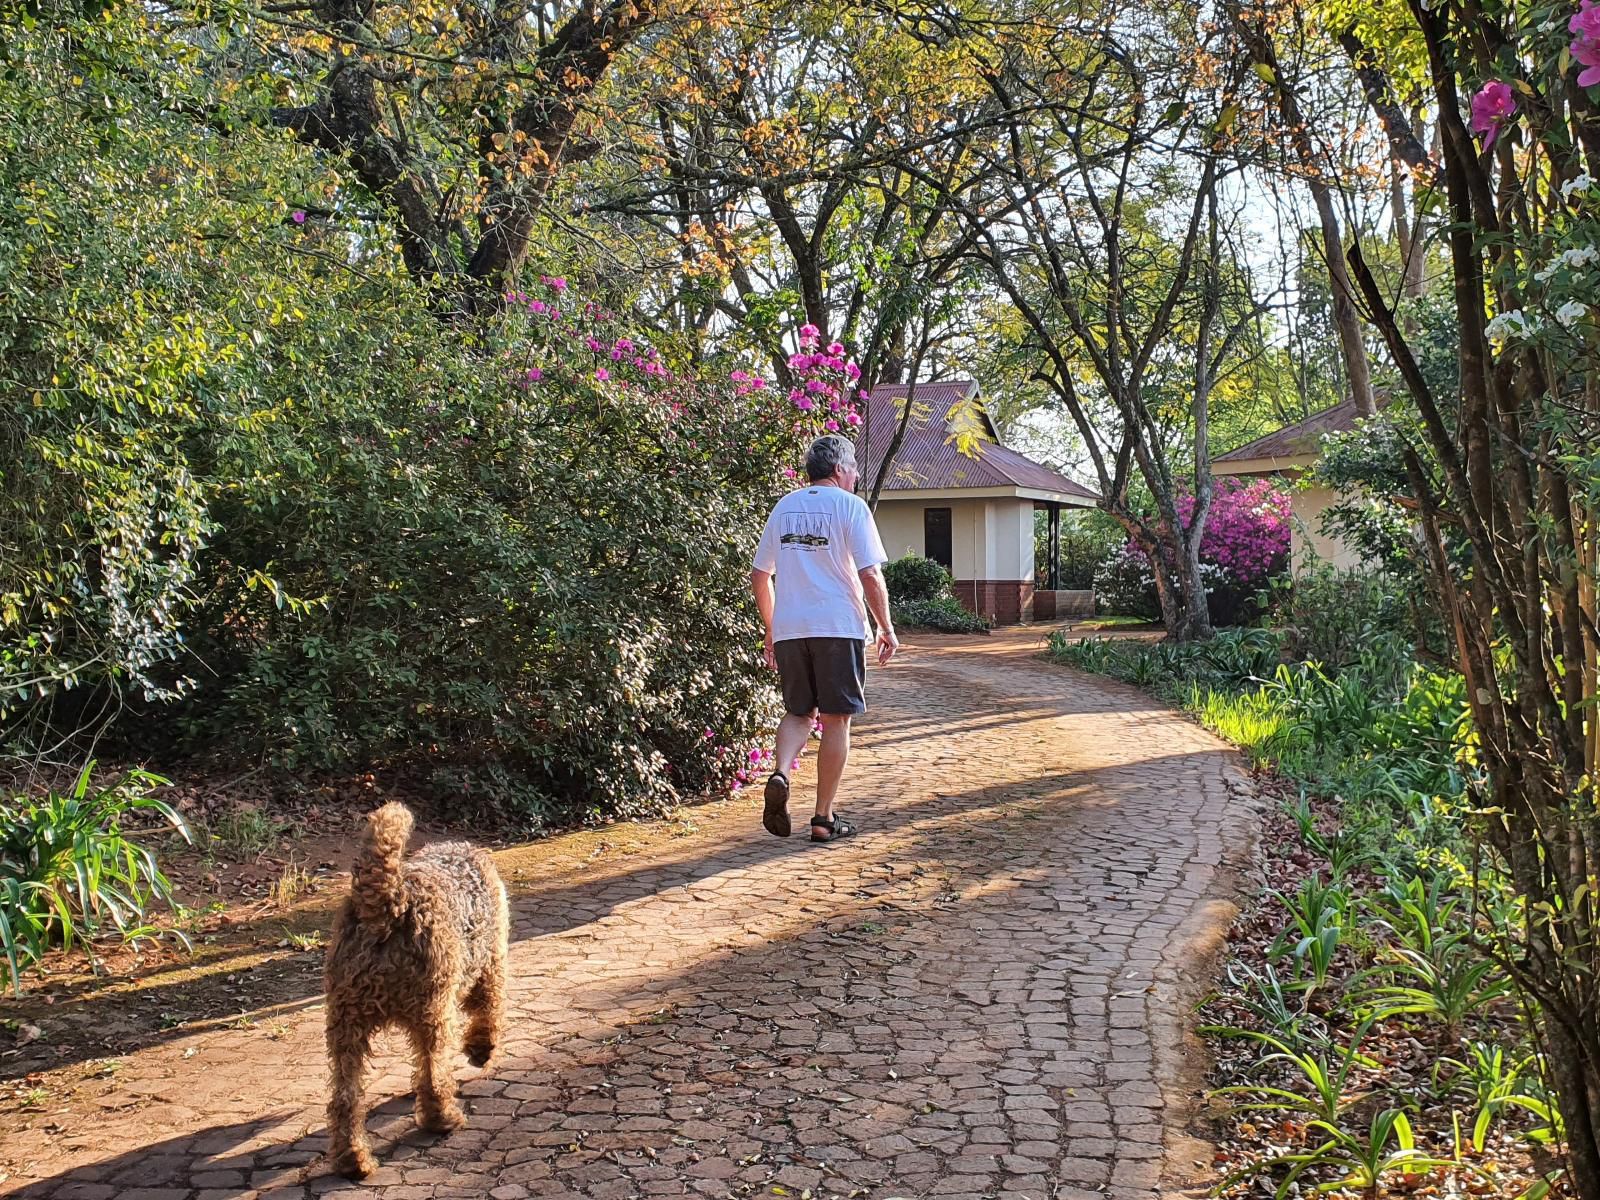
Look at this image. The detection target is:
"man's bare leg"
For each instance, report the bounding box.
[762,711,814,837]
[773,711,813,782]
[812,713,852,831]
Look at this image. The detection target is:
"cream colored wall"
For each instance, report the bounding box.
[1290,486,1368,574]
[872,497,1034,581]
[872,500,926,562]
[980,499,1035,581]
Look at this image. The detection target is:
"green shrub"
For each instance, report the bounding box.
[892,597,992,634]
[1264,567,1439,673]
[1048,627,1282,700]
[883,554,952,603]
[159,291,798,830]
[0,16,799,829]
[0,762,190,992]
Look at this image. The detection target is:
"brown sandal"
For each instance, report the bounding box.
[809,814,857,843]
[762,773,791,838]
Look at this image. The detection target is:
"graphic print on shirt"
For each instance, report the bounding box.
[778,509,832,551]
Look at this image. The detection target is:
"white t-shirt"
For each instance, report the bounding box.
[753,485,888,642]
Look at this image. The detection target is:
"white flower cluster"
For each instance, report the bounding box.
[1534,244,1600,281]
[1562,172,1592,202]
[1484,309,1545,340]
[1556,300,1590,328]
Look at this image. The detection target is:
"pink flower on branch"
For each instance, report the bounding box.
[1470,80,1518,146]
[1573,23,1600,88]
[1573,0,1600,41]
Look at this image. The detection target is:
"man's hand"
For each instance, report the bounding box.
[875,628,899,667]
[764,632,778,670]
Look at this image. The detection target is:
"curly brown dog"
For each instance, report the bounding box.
[323,801,510,1178]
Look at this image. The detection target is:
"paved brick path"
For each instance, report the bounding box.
[2,627,1256,1200]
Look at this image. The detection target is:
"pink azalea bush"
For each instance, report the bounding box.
[1103,478,1291,621]
[1177,477,1292,587]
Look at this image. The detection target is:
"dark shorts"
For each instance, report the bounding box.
[774,637,867,717]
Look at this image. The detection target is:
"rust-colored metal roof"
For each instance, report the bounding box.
[1214,399,1365,463]
[857,381,1099,501]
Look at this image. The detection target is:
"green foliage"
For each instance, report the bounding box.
[891,596,991,634]
[1093,547,1164,620]
[0,762,190,992]
[1262,568,1438,673]
[1211,1023,1379,1125]
[1268,878,1352,996]
[1049,628,1283,702]
[1034,509,1122,590]
[1225,1107,1458,1199]
[883,553,952,603]
[883,553,990,633]
[1438,1041,1535,1153]
[0,12,795,828]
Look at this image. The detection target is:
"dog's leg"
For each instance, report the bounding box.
[465,877,511,1068]
[326,1016,378,1178]
[410,1014,466,1133]
[462,968,504,1068]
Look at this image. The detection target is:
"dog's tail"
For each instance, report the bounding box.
[349,801,413,922]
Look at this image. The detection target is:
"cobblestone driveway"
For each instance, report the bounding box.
[2,626,1257,1200]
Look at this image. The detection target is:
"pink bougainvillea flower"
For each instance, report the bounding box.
[1470,80,1518,146]
[827,341,845,356]
[824,418,839,432]
[1575,34,1600,87]
[1573,0,1600,40]
[292,210,307,224]
[595,367,610,381]
[541,275,568,291]
[845,411,862,426]
[524,367,543,382]
[795,396,815,411]
[782,466,798,479]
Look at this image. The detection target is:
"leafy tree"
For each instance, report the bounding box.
[1344,0,1600,1185]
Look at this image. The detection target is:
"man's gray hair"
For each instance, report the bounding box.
[805,434,857,482]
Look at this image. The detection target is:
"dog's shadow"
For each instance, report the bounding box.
[5,1097,480,1199]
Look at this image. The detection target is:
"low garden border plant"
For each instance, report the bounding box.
[0,762,191,993]
[1048,577,1571,1198]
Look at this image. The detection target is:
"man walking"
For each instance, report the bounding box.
[751,434,898,843]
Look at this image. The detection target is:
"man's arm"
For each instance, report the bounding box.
[858,564,899,666]
[751,569,777,669]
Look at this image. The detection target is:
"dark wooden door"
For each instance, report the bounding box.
[924,507,953,572]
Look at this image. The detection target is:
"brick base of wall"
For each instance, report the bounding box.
[1033,590,1095,621]
[953,579,1035,625]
